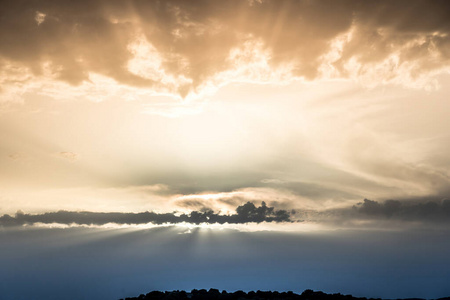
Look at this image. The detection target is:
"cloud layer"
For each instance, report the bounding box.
[0,201,291,227]
[296,198,450,227]
[3,198,450,229]
[352,198,450,222]
[2,0,450,102]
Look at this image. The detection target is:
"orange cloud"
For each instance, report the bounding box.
[1,0,450,103]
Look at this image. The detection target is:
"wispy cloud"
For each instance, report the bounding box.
[57,151,79,161]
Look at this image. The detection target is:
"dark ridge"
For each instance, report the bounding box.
[119,289,437,300]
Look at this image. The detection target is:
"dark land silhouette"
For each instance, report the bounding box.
[120,289,450,300]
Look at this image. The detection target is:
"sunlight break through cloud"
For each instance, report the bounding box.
[2,0,450,109]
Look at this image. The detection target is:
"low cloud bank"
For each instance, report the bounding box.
[293,198,450,226]
[352,198,450,221]
[0,202,291,227]
[3,198,450,228]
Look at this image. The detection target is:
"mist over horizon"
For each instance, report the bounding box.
[2,225,450,300]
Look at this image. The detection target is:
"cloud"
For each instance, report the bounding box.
[352,198,450,222]
[0,201,292,227]
[8,153,23,161]
[4,196,450,229]
[57,151,79,161]
[34,11,46,25]
[288,198,450,228]
[1,0,450,103]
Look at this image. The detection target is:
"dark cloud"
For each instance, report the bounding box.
[0,201,291,227]
[2,0,450,97]
[5,197,450,228]
[352,198,450,222]
[289,198,450,226]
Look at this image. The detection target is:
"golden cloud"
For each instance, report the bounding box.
[1,0,450,104]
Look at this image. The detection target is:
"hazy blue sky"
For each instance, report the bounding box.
[2,227,450,300]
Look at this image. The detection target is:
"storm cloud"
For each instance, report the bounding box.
[0,201,291,227]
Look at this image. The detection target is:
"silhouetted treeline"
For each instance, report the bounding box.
[119,289,450,300]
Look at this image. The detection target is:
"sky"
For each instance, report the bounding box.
[1,0,450,299]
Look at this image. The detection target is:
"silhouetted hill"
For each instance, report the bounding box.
[120,289,449,300]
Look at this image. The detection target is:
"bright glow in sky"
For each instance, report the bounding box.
[2,76,450,221]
